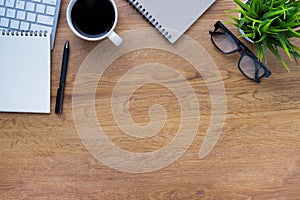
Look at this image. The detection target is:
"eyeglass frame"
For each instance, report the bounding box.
[209,21,271,83]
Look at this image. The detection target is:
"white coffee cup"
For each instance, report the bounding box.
[66,0,122,46]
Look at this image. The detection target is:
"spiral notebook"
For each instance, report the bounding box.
[127,0,216,43]
[0,30,51,113]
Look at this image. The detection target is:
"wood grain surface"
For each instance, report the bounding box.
[1,0,300,199]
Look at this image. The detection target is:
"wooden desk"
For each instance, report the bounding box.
[1,0,300,199]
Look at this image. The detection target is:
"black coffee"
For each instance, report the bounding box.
[71,0,115,38]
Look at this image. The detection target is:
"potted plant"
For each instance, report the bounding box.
[227,0,300,70]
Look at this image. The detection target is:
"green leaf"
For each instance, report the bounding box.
[263,39,268,63]
[262,7,291,19]
[267,43,290,71]
[277,34,293,60]
[256,33,268,43]
[255,42,264,62]
[261,17,280,33]
[287,27,300,37]
[234,0,259,18]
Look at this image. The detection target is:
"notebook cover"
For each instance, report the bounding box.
[128,0,216,43]
[0,31,51,113]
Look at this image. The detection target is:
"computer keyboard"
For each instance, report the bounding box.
[0,0,61,49]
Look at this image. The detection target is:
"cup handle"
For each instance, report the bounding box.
[108,31,123,46]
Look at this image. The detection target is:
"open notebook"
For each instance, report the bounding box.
[0,30,51,113]
[127,0,216,43]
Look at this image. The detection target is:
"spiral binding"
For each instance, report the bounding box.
[0,29,48,37]
[127,0,172,40]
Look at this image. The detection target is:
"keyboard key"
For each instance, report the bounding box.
[36,4,45,13]
[16,10,25,20]
[25,2,35,12]
[42,0,56,6]
[0,17,9,27]
[0,7,5,16]
[15,0,25,9]
[5,0,15,8]
[37,14,53,26]
[46,5,55,15]
[6,8,15,18]
[10,19,19,28]
[27,12,36,22]
[20,21,29,30]
[0,0,4,6]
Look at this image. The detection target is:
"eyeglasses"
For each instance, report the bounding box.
[209,21,271,83]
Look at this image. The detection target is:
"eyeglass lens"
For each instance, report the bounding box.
[211,28,239,54]
[239,55,265,80]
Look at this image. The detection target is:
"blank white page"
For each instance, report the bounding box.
[0,31,51,113]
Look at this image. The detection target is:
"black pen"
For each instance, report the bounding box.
[55,40,70,114]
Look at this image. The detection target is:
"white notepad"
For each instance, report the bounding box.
[0,31,51,113]
[128,0,216,43]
